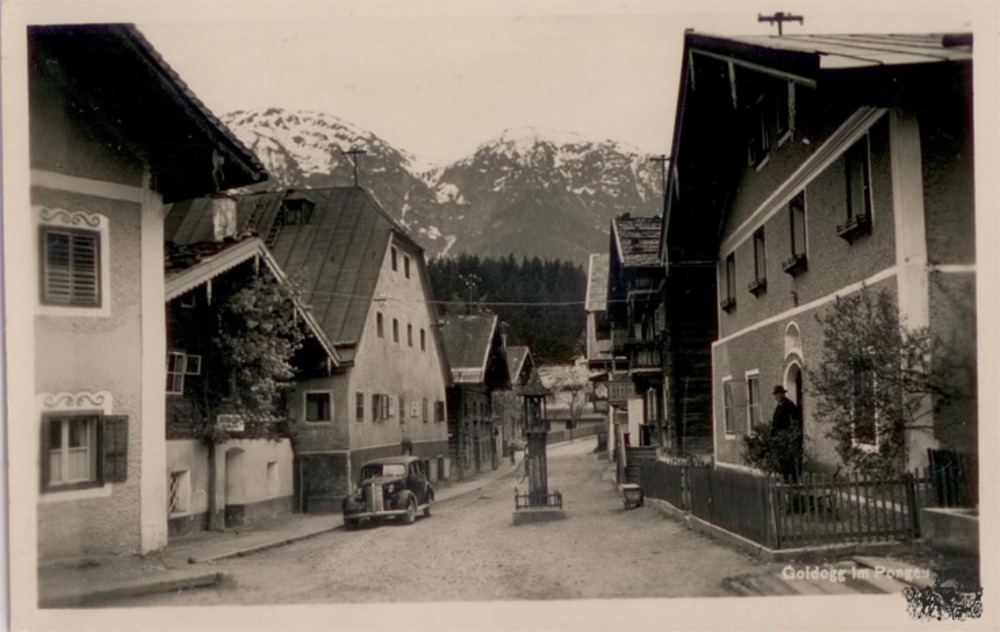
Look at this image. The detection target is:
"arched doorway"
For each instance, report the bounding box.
[224,447,246,528]
[784,361,804,472]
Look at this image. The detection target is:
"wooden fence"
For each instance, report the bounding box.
[546,421,604,445]
[638,462,974,550]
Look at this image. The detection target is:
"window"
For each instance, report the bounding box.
[399,395,406,424]
[422,398,429,423]
[41,413,128,491]
[775,81,792,140]
[356,392,365,422]
[388,394,396,420]
[851,368,879,448]
[391,247,398,271]
[393,319,399,343]
[407,324,413,347]
[167,352,186,395]
[839,135,873,241]
[784,192,808,274]
[746,373,761,432]
[282,199,314,225]
[750,228,767,295]
[404,255,411,279]
[377,312,384,338]
[37,207,110,316]
[372,394,390,422]
[722,378,738,436]
[420,328,426,351]
[748,95,771,168]
[721,253,736,312]
[46,415,98,487]
[435,400,445,423]
[40,226,101,307]
[168,470,190,515]
[305,392,332,422]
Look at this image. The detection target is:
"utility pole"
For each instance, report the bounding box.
[758,11,803,36]
[459,273,480,316]
[342,148,367,187]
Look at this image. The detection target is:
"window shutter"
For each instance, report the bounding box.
[102,415,129,483]
[40,417,51,491]
[42,229,100,306]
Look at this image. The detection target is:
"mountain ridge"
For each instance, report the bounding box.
[221,107,663,265]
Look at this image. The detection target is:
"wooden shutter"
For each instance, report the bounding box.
[42,228,100,306]
[102,415,129,483]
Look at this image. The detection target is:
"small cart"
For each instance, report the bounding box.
[620,483,644,510]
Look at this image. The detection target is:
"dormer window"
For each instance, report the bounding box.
[281,197,314,225]
[747,78,795,169]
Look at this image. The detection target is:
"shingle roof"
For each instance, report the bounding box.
[166,187,410,362]
[716,33,972,70]
[612,215,662,267]
[506,346,530,385]
[585,254,610,311]
[439,314,499,383]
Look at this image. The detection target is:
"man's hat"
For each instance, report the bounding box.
[772,385,787,395]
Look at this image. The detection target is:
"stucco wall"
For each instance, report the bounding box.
[165,438,295,534]
[719,117,896,339]
[289,375,350,453]
[713,277,898,471]
[34,187,145,561]
[347,235,449,453]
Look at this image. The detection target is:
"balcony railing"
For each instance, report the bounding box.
[631,347,662,370]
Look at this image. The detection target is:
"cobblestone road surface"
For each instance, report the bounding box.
[127,439,770,605]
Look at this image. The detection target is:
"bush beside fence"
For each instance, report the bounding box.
[637,461,973,550]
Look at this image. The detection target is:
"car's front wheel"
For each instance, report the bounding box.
[402,498,417,525]
[344,517,359,531]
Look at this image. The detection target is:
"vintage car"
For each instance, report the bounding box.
[342,456,434,529]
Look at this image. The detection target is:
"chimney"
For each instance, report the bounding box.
[211,193,238,241]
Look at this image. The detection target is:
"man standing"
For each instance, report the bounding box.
[771,385,800,432]
[771,385,802,478]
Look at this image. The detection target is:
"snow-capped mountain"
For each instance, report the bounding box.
[221,107,663,264]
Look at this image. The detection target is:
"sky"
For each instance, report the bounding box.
[4,0,987,164]
[125,0,981,164]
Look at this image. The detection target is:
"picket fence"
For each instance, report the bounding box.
[637,460,974,550]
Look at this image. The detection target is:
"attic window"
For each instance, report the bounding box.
[282,198,314,225]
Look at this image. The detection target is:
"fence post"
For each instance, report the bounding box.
[905,472,920,539]
[768,475,781,549]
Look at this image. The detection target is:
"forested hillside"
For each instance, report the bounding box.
[428,254,587,363]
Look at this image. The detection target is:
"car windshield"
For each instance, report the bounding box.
[360,463,406,480]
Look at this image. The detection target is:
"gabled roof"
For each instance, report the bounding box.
[506,346,532,385]
[29,24,265,201]
[164,236,340,365]
[611,215,662,268]
[439,314,499,384]
[701,33,972,72]
[166,187,417,363]
[661,31,972,262]
[585,254,610,312]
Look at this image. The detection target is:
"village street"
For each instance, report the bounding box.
[123,438,769,605]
